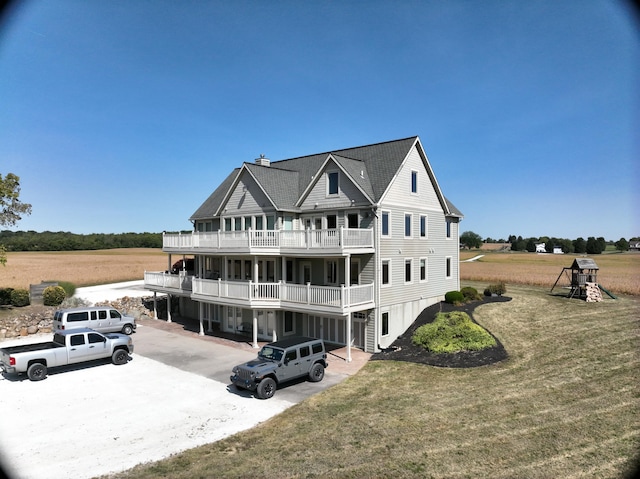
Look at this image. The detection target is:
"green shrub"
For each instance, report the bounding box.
[460,286,482,301]
[444,290,464,304]
[484,282,507,296]
[10,288,30,307]
[412,311,497,353]
[43,285,66,306]
[0,287,14,305]
[55,281,76,298]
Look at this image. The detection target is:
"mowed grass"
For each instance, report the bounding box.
[109,283,640,479]
[0,249,168,289]
[460,251,640,296]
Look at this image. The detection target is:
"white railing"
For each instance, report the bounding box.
[163,228,373,251]
[188,278,374,311]
[144,272,193,291]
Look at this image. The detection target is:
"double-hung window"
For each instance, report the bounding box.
[420,215,427,238]
[327,171,339,196]
[405,214,412,237]
[382,259,390,286]
[382,211,390,236]
[405,259,412,283]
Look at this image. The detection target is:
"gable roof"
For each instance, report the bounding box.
[190,136,462,220]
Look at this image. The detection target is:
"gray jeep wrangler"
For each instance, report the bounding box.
[230,336,328,399]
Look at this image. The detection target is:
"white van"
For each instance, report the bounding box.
[53,307,136,335]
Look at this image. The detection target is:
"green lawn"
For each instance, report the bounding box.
[107,283,640,479]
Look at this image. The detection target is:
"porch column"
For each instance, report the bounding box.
[345,254,351,306]
[207,304,213,333]
[167,254,172,273]
[198,302,204,336]
[252,311,259,349]
[281,256,287,283]
[254,257,259,282]
[153,292,158,319]
[345,313,352,362]
[167,294,172,323]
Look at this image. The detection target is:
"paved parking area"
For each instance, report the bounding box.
[0,320,368,479]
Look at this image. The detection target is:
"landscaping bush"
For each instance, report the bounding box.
[484,282,507,296]
[55,281,76,298]
[412,311,497,353]
[461,286,482,301]
[444,290,464,304]
[10,288,30,307]
[43,285,66,306]
[0,287,14,305]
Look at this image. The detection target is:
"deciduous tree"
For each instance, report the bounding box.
[0,173,32,265]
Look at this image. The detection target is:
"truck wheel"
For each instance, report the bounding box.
[257,377,276,399]
[27,362,47,381]
[309,363,325,382]
[121,324,134,335]
[112,349,129,365]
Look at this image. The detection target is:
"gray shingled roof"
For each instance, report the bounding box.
[190,136,463,221]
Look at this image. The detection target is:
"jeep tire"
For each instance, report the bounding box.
[257,377,276,399]
[309,363,325,382]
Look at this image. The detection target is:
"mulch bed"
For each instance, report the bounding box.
[370,295,511,368]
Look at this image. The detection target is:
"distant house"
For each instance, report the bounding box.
[144,136,463,359]
[536,243,546,253]
[630,242,640,251]
[553,247,563,254]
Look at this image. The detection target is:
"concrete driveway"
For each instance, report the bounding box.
[0,318,367,479]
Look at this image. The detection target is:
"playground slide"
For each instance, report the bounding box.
[598,284,617,299]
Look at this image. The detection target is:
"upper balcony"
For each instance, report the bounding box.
[162,228,374,256]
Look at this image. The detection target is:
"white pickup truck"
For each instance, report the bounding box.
[0,328,134,381]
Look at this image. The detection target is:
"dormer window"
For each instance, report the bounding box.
[327,171,339,196]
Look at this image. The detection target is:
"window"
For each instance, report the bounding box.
[411,170,418,193]
[284,311,294,333]
[446,257,452,278]
[224,218,232,231]
[382,260,390,285]
[446,220,451,238]
[420,258,427,282]
[70,335,85,346]
[326,260,338,285]
[382,211,390,236]
[98,310,107,320]
[405,259,412,283]
[405,214,412,237]
[299,346,310,358]
[347,213,358,228]
[88,333,104,344]
[266,215,276,230]
[255,216,263,230]
[312,342,323,354]
[420,215,427,238]
[68,312,88,322]
[285,349,298,362]
[234,217,242,231]
[244,216,253,230]
[327,214,337,229]
[109,310,121,319]
[382,312,389,336]
[328,171,339,195]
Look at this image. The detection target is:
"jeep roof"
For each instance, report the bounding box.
[267,336,321,349]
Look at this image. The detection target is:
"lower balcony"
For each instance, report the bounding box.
[144,272,374,315]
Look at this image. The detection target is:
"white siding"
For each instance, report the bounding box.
[222,172,273,216]
[301,160,370,210]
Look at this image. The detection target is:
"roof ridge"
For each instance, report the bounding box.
[271,136,418,164]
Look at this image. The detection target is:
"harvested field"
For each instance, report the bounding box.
[0,249,168,289]
[461,251,640,296]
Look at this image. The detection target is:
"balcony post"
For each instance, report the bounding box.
[340,226,344,246]
[306,282,311,305]
[252,312,259,349]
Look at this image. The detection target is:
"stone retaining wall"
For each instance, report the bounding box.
[0,296,164,340]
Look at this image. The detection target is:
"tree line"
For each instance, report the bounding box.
[0,230,163,251]
[460,231,637,254]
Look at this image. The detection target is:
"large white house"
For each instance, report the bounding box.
[144,136,462,360]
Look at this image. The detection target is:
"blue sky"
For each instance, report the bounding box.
[0,0,638,241]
